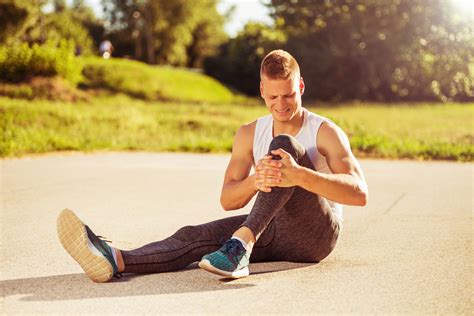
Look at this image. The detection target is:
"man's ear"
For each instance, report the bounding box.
[260,81,264,98]
[299,77,305,96]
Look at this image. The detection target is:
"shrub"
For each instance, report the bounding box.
[0,40,83,85]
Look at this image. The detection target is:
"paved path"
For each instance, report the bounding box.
[1,153,472,314]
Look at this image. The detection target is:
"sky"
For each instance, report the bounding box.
[81,0,273,37]
[217,0,273,36]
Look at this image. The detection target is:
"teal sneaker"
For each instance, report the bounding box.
[57,208,122,283]
[199,238,250,278]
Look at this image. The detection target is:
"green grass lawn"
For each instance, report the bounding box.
[312,102,473,161]
[81,57,242,104]
[1,95,472,161]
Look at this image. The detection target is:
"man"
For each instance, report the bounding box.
[57,49,368,282]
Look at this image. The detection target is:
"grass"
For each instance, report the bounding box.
[80,57,240,104]
[312,102,473,161]
[1,95,472,161]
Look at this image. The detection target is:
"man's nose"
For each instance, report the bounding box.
[276,96,285,107]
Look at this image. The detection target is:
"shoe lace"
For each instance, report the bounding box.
[223,239,244,257]
[97,235,113,243]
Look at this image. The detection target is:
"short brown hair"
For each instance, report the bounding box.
[260,49,300,80]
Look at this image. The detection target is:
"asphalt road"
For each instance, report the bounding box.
[1,153,472,314]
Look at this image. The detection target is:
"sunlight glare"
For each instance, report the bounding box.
[451,0,474,16]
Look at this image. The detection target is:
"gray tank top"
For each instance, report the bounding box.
[252,107,343,223]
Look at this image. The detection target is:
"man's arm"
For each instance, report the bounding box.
[298,121,368,206]
[220,123,258,211]
[269,121,368,206]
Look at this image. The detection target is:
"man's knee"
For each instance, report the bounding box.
[269,134,300,159]
[270,134,294,148]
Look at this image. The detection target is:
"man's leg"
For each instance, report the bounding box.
[120,215,243,274]
[58,208,277,282]
[200,134,340,276]
[118,213,276,274]
[242,134,340,262]
[238,134,311,240]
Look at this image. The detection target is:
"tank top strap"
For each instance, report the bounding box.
[252,114,273,166]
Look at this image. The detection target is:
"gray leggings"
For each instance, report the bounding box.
[122,134,340,274]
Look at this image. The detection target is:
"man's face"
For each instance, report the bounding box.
[260,74,305,122]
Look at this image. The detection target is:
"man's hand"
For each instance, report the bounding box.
[255,155,282,192]
[270,149,302,188]
[255,149,302,192]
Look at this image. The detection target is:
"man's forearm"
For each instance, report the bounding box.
[296,167,368,206]
[220,174,258,211]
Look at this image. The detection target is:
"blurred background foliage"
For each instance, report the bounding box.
[206,0,473,102]
[0,0,472,160]
[101,0,227,67]
[0,0,472,103]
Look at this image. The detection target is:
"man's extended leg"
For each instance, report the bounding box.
[120,214,276,275]
[121,216,243,274]
[57,207,277,282]
[199,134,340,276]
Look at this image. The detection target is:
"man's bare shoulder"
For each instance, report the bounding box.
[235,120,257,143]
[238,120,257,133]
[317,119,351,157]
[232,120,257,155]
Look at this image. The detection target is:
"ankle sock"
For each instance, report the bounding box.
[231,236,253,253]
[111,246,118,266]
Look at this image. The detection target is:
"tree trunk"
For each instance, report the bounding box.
[144,8,155,64]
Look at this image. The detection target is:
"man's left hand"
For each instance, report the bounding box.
[270,148,302,188]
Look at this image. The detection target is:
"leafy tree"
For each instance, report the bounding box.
[70,0,105,51]
[53,0,66,12]
[0,0,43,44]
[204,22,286,95]
[102,0,227,66]
[1,0,102,55]
[268,0,473,102]
[19,10,96,55]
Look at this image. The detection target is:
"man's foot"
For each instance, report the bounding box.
[198,238,250,279]
[57,208,121,283]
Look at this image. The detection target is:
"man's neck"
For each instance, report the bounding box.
[272,108,305,137]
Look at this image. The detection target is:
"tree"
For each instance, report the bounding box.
[53,0,66,12]
[1,0,103,55]
[70,0,105,51]
[204,22,286,95]
[102,0,227,66]
[268,0,473,102]
[0,0,43,44]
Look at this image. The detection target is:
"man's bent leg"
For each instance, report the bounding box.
[270,187,340,263]
[240,134,314,240]
[242,134,340,263]
[198,134,318,278]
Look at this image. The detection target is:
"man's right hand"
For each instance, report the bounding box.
[255,155,283,193]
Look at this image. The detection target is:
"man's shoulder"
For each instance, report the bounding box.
[317,118,350,157]
[230,120,257,160]
[236,120,257,138]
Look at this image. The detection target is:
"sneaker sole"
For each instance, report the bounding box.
[198,259,249,279]
[57,208,113,283]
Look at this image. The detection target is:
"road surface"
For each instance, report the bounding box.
[1,153,472,314]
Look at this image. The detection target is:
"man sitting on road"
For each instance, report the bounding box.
[57,49,369,282]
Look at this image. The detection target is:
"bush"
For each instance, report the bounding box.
[0,77,88,101]
[0,40,83,85]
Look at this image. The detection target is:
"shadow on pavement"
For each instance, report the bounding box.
[0,262,313,301]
